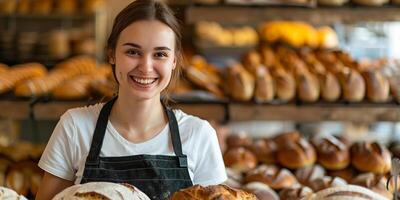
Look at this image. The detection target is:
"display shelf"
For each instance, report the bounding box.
[185,6,400,25]
[0,13,94,21]
[0,100,31,120]
[229,103,400,122]
[0,99,398,122]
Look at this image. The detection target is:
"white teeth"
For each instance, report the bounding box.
[131,77,156,85]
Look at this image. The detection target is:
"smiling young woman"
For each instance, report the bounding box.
[35,1,227,200]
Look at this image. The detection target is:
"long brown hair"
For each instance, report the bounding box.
[107,0,182,105]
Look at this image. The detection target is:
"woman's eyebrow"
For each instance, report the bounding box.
[123,43,141,48]
[154,47,171,51]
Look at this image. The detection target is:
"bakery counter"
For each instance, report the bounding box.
[229,102,400,123]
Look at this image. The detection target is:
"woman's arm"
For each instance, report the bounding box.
[35,172,73,200]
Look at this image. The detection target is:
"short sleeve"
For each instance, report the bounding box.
[38,111,77,181]
[192,121,227,186]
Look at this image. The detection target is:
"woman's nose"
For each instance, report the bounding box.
[138,55,153,73]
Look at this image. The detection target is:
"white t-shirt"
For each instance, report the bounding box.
[38,103,227,186]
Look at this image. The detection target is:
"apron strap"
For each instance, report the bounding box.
[165,108,187,168]
[86,97,117,166]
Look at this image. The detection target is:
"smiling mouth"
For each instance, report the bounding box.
[130,76,158,85]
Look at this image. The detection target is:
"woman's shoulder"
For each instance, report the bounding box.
[173,109,215,134]
[63,103,104,122]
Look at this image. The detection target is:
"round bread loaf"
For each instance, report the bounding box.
[304,185,388,200]
[315,136,350,170]
[243,182,279,200]
[248,139,277,164]
[170,184,258,200]
[350,142,391,174]
[279,185,313,200]
[53,182,150,200]
[277,138,316,169]
[224,147,257,173]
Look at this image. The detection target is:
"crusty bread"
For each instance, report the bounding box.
[304,185,388,200]
[170,184,258,200]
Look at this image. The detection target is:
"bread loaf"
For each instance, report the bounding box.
[314,136,350,170]
[271,66,296,102]
[337,68,366,102]
[279,186,313,200]
[260,46,276,68]
[305,185,388,200]
[351,173,393,200]
[226,132,253,149]
[362,70,390,102]
[170,184,258,200]
[53,182,150,200]
[244,182,280,200]
[0,63,8,73]
[350,142,391,174]
[296,69,320,102]
[224,147,257,173]
[307,176,347,192]
[277,138,316,169]
[327,167,356,183]
[254,66,275,102]
[242,50,262,76]
[295,165,326,186]
[0,63,47,94]
[248,139,277,165]
[224,62,255,101]
[318,72,341,102]
[0,187,28,200]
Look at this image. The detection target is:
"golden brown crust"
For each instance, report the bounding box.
[307,176,347,192]
[277,138,316,169]
[248,139,277,165]
[244,165,298,190]
[273,131,301,148]
[254,66,275,102]
[350,142,391,174]
[243,182,279,200]
[170,184,258,200]
[224,62,255,101]
[350,173,393,200]
[223,147,257,173]
[0,63,47,94]
[315,136,350,170]
[295,165,325,186]
[326,167,357,183]
[226,132,253,149]
[362,70,390,103]
[271,66,296,102]
[337,68,366,102]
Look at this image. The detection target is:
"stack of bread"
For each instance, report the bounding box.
[0,142,45,199]
[14,56,96,97]
[0,63,47,95]
[259,21,339,49]
[196,21,259,47]
[222,44,393,103]
[222,131,396,199]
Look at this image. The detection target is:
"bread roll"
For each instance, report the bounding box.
[351,173,393,200]
[305,185,388,200]
[279,186,313,200]
[185,65,224,98]
[170,184,258,200]
[277,138,316,169]
[223,147,257,173]
[0,63,47,94]
[226,132,253,149]
[308,176,347,192]
[243,182,280,200]
[362,70,390,102]
[254,66,275,102]
[350,142,391,174]
[244,165,298,190]
[248,139,277,164]
[296,69,320,102]
[318,72,341,102]
[314,136,350,170]
[224,62,255,101]
[271,66,296,102]
[53,182,150,200]
[295,165,326,186]
[337,68,366,102]
[5,169,29,196]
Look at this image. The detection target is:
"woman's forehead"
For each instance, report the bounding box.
[118,20,175,50]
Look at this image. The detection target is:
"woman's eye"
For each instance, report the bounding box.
[126,49,140,56]
[154,52,168,58]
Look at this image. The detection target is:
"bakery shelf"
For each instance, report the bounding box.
[0,100,31,120]
[229,103,400,122]
[0,13,94,21]
[185,6,400,25]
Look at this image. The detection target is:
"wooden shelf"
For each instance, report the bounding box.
[0,100,398,122]
[185,6,400,25]
[0,100,31,120]
[229,103,400,122]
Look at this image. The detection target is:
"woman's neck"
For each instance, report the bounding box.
[109,93,168,143]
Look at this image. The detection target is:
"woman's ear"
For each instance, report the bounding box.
[108,49,115,65]
[172,57,177,70]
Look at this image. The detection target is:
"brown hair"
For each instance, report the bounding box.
[107,0,182,105]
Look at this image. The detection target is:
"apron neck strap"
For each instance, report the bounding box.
[86,97,186,167]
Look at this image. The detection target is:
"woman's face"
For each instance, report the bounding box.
[111,20,176,101]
